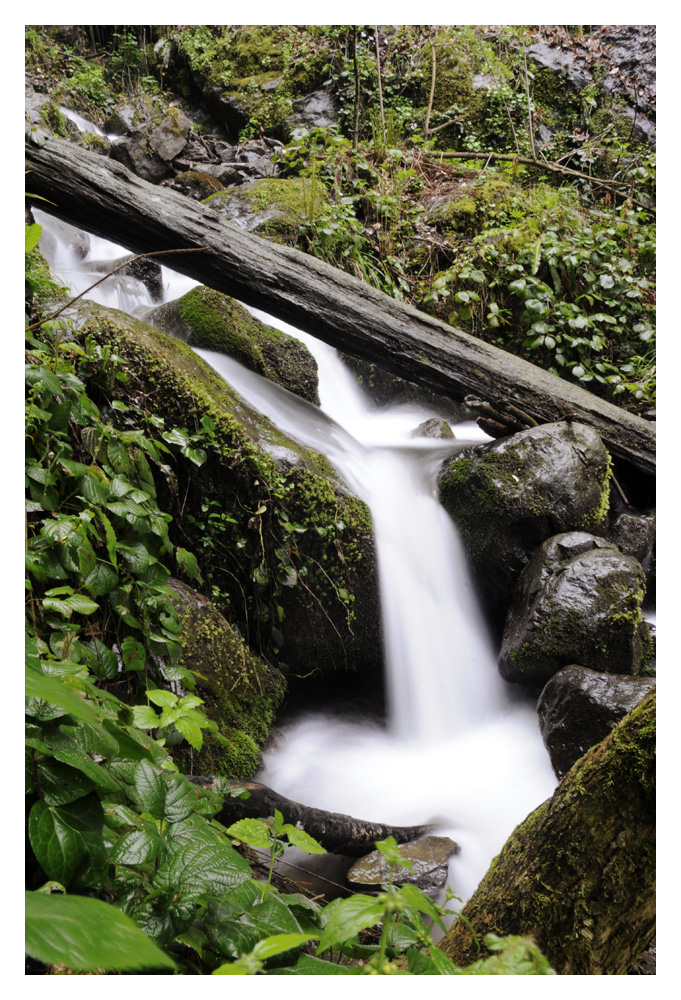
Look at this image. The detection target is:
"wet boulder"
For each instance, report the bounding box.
[608,511,655,582]
[538,665,655,779]
[438,422,612,631]
[347,836,460,899]
[110,106,192,182]
[170,169,225,200]
[498,532,654,685]
[146,285,320,405]
[203,177,327,245]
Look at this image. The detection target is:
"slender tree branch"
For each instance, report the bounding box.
[424,39,437,138]
[374,26,386,150]
[26,246,209,332]
[352,26,360,152]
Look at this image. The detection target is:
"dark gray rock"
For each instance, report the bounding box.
[109,107,191,182]
[438,422,612,631]
[608,512,655,575]
[538,664,655,779]
[347,835,460,898]
[499,532,653,685]
[83,254,164,302]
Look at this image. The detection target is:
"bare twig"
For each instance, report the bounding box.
[26,246,210,331]
[352,26,360,152]
[424,38,437,138]
[374,26,386,150]
[521,33,537,161]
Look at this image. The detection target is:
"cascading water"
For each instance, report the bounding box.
[35,210,557,905]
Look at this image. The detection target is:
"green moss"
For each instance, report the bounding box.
[39,100,68,136]
[204,177,327,244]
[580,452,612,531]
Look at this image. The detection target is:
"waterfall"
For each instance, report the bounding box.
[34,211,557,904]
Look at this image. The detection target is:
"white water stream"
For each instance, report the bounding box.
[35,208,557,906]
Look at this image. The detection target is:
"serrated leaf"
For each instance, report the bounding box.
[25,891,175,971]
[174,715,204,751]
[282,825,326,854]
[226,818,273,849]
[25,671,99,725]
[131,705,160,729]
[146,689,177,709]
[83,560,119,597]
[117,541,152,575]
[134,760,166,819]
[153,839,251,897]
[110,827,164,865]
[316,895,385,953]
[176,546,201,582]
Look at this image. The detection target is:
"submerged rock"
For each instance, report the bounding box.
[499,532,653,685]
[347,835,460,898]
[438,422,612,631]
[411,418,455,440]
[146,285,320,405]
[538,664,655,779]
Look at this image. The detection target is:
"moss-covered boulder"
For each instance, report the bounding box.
[171,170,225,200]
[66,298,380,683]
[203,177,327,244]
[499,532,653,686]
[146,285,319,405]
[438,421,612,631]
[168,579,285,778]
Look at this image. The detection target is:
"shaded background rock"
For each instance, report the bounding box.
[499,532,653,685]
[203,177,327,244]
[537,664,655,779]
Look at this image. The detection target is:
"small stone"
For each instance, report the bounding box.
[347,835,460,898]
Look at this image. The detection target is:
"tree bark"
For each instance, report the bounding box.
[189,778,433,856]
[25,130,655,475]
[440,687,655,975]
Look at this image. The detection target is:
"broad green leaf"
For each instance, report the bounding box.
[134,760,166,819]
[316,895,385,953]
[28,796,107,887]
[110,826,164,865]
[153,839,251,897]
[252,932,318,959]
[83,561,119,597]
[132,705,159,729]
[176,546,201,581]
[146,689,177,709]
[174,715,204,751]
[163,774,198,824]
[25,671,99,725]
[282,825,326,854]
[397,883,447,932]
[25,222,42,253]
[227,818,273,849]
[42,597,74,618]
[121,636,146,672]
[116,541,152,574]
[65,594,100,615]
[83,638,118,681]
[427,944,460,975]
[38,759,95,807]
[25,891,175,971]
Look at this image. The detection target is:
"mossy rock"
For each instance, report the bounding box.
[499,533,654,686]
[168,579,285,779]
[172,170,224,200]
[203,177,328,245]
[438,421,612,633]
[64,298,380,682]
[426,176,517,237]
[146,286,320,405]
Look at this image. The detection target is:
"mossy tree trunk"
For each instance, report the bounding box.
[441,687,655,975]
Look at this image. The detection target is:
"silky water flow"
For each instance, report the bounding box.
[35,210,557,907]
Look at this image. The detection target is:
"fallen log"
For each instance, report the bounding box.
[191,777,433,856]
[440,687,655,975]
[25,130,655,475]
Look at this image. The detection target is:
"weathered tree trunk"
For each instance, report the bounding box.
[440,687,655,975]
[188,778,433,855]
[25,131,655,474]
